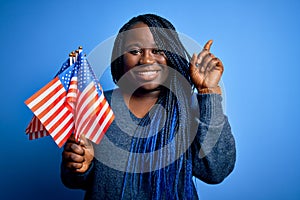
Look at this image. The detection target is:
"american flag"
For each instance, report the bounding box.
[25,49,114,147]
[25,62,75,147]
[25,116,49,140]
[25,59,71,141]
[74,52,114,144]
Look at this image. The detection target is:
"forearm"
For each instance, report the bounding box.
[192,94,236,184]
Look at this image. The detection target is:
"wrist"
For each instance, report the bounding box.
[198,86,222,95]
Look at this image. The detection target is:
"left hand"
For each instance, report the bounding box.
[62,134,94,173]
[189,40,224,91]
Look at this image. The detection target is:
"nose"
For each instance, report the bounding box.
[139,49,154,65]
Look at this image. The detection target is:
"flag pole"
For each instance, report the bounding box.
[69,52,74,66]
[75,46,83,61]
[71,51,76,64]
[78,46,83,53]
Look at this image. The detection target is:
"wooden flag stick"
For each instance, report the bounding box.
[69,52,74,66]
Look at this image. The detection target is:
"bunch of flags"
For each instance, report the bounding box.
[25,47,114,147]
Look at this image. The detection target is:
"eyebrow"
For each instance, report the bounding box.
[124,42,157,50]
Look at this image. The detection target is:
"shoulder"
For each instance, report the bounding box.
[104,89,113,99]
[103,89,116,102]
[103,88,122,104]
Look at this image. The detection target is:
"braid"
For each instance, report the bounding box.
[111,14,193,87]
[112,14,196,199]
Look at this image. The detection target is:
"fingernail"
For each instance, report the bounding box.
[192,53,196,60]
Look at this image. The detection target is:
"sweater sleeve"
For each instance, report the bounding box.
[60,159,95,190]
[191,94,236,184]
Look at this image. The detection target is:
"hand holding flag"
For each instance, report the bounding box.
[25,47,114,147]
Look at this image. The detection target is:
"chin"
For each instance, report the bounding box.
[141,83,162,91]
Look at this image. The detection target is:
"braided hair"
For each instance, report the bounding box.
[110,14,198,200]
[111,14,193,87]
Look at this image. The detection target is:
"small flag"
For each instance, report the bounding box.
[73,52,114,144]
[25,63,75,147]
[25,58,72,141]
[25,47,114,147]
[25,116,49,140]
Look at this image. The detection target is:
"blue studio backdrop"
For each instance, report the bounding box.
[1,0,300,199]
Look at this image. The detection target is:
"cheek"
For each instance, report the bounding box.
[157,55,168,66]
[123,54,138,72]
[162,66,169,81]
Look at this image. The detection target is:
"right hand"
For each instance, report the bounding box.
[62,134,94,173]
[189,40,224,91]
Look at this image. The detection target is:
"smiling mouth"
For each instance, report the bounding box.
[136,70,160,76]
[132,69,161,81]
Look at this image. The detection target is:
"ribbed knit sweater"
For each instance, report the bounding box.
[61,89,236,200]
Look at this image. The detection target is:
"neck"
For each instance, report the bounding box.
[121,87,164,118]
[120,85,165,98]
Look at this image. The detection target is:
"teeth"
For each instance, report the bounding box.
[137,71,158,76]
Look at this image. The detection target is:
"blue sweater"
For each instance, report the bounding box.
[61,89,236,199]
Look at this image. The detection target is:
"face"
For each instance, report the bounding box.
[120,22,169,92]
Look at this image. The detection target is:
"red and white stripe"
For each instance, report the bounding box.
[74,82,114,143]
[66,76,78,112]
[82,100,114,144]
[25,77,74,147]
[25,116,49,140]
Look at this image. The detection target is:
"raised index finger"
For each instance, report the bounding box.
[203,40,213,52]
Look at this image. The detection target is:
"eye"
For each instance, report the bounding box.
[152,49,164,55]
[128,49,142,55]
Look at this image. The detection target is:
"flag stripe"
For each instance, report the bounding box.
[95,111,114,144]
[82,96,114,143]
[25,77,61,108]
[91,110,114,143]
[41,97,66,126]
[81,101,108,139]
[66,77,78,111]
[53,116,73,141]
[37,90,66,121]
[30,84,64,113]
[49,109,73,147]
[84,102,110,139]
[48,107,72,133]
[53,115,74,147]
[76,82,96,116]
[33,86,66,116]
[26,116,48,138]
[75,91,100,135]
[91,104,114,140]
[29,130,48,140]
[67,78,78,99]
[77,89,104,122]
[75,83,99,129]
[56,129,72,147]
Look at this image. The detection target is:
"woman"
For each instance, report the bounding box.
[61,14,236,200]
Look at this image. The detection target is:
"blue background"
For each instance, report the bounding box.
[1,0,300,199]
